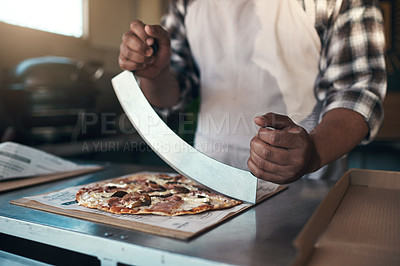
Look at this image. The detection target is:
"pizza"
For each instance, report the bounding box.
[75,172,241,216]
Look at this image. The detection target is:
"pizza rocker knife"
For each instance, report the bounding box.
[112,71,279,204]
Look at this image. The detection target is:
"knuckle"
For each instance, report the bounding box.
[120,48,132,60]
[247,158,252,169]
[119,43,127,55]
[293,125,305,136]
[270,132,280,145]
[261,148,271,160]
[122,31,130,42]
[296,125,304,132]
[132,40,145,52]
[248,159,261,177]
[250,137,257,148]
[252,167,262,178]
[286,116,294,124]
[119,59,129,70]
[254,157,265,170]
[130,20,142,29]
[264,112,274,120]
[247,158,253,172]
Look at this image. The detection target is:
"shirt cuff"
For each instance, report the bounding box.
[322,89,384,145]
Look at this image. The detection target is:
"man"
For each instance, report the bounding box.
[118,0,386,184]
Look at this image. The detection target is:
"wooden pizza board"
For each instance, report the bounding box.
[10,185,287,240]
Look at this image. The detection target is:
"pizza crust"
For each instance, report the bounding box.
[75,173,241,216]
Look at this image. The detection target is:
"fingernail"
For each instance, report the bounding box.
[147,25,153,33]
[255,116,265,122]
[145,48,152,56]
[146,38,154,46]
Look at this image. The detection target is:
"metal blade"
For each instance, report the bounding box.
[112,71,267,203]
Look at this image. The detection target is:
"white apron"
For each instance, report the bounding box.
[185,0,346,180]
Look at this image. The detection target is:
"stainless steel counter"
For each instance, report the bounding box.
[0,162,334,266]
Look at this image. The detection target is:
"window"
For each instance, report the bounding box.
[0,0,84,38]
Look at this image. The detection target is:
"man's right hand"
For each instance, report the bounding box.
[119,20,171,79]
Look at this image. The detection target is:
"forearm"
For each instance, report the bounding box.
[138,66,181,108]
[308,108,369,172]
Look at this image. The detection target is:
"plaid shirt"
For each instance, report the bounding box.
[161,0,387,143]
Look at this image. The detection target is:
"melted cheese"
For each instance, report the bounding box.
[104,183,127,188]
[180,196,210,210]
[78,173,240,215]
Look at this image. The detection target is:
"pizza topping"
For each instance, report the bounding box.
[165,181,181,185]
[150,195,182,213]
[79,186,103,193]
[168,195,182,201]
[104,183,127,188]
[156,173,173,180]
[148,182,167,191]
[193,185,211,193]
[122,192,151,207]
[172,186,190,194]
[180,196,210,209]
[139,181,167,193]
[111,191,128,198]
[173,175,184,182]
[151,193,173,198]
[107,197,121,207]
[75,173,241,216]
[164,182,189,193]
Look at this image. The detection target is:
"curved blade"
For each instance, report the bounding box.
[112,71,267,203]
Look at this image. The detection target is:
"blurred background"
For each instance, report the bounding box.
[0,0,399,171]
[0,0,171,166]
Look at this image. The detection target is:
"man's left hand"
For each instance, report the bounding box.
[247,113,319,184]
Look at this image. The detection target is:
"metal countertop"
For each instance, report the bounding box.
[0,162,334,266]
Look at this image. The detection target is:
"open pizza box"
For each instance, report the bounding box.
[293,169,400,266]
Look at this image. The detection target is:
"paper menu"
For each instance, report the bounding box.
[0,142,96,181]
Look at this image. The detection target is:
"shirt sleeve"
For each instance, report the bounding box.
[317,0,387,144]
[159,0,200,114]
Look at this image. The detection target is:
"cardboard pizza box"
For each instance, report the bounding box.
[293,169,400,266]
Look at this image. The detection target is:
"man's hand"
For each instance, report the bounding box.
[119,20,171,79]
[247,113,319,184]
[118,20,179,108]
